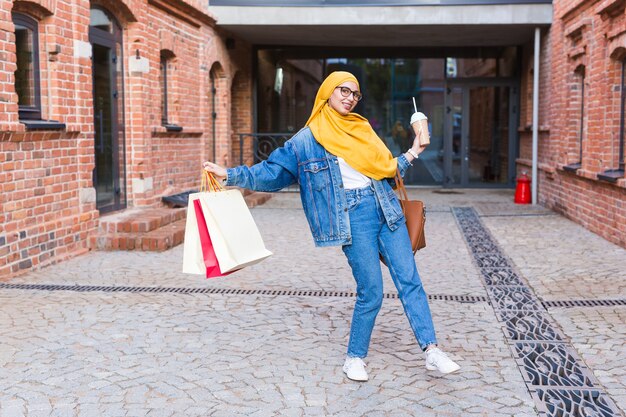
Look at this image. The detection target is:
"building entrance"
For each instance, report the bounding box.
[255,50,519,187]
[444,80,518,187]
[89,7,126,213]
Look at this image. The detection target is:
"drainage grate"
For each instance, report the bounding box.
[542,299,626,308]
[432,190,464,194]
[463,233,496,244]
[533,389,622,417]
[457,224,489,237]
[466,240,503,254]
[515,342,595,387]
[453,207,623,417]
[474,253,511,268]
[488,286,542,311]
[499,311,565,342]
[428,294,487,303]
[481,269,525,286]
[0,283,488,303]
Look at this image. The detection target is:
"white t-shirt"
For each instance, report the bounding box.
[337,157,371,189]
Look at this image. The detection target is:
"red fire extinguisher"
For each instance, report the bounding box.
[514,171,531,204]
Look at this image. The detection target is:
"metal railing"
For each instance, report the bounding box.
[236,132,300,192]
[237,132,292,165]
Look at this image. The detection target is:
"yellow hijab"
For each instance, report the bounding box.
[305,71,397,180]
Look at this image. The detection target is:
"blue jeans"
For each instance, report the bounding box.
[342,185,437,358]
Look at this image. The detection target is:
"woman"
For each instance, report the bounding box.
[203,71,460,381]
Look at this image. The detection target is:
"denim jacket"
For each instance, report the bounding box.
[225,127,411,247]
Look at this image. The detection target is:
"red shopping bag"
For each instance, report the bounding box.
[193,199,234,279]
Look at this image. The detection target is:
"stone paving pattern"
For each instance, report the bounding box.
[481,200,626,413]
[1,189,624,416]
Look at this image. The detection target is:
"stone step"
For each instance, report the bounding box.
[99,207,187,234]
[91,218,187,251]
[92,191,272,252]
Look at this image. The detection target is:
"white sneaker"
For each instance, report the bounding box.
[425,347,461,374]
[343,357,368,381]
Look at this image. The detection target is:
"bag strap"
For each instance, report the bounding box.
[395,169,409,201]
[394,169,409,213]
[201,171,225,193]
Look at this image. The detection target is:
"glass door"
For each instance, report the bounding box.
[444,81,517,187]
[92,43,113,209]
[89,7,126,213]
[446,86,463,185]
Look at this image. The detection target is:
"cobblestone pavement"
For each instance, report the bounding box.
[1,189,624,416]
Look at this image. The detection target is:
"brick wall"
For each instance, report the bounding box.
[518,0,626,248]
[0,0,252,278]
[231,70,253,166]
[0,131,97,276]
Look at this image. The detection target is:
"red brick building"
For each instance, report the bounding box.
[1,0,252,277]
[517,0,625,247]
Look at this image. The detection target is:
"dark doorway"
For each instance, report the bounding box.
[444,80,518,188]
[89,7,126,213]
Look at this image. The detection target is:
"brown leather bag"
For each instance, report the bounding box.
[394,169,426,253]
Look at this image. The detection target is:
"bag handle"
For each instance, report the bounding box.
[201,171,225,193]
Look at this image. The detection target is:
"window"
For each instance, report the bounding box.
[13,13,41,120]
[598,59,625,182]
[89,8,113,33]
[576,68,585,164]
[160,53,168,125]
[564,67,585,171]
[159,50,181,131]
[619,59,626,171]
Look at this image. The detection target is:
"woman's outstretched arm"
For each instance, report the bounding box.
[203,142,298,192]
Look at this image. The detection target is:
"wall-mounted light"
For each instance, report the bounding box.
[48,44,61,62]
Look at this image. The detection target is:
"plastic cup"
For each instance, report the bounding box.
[410,112,430,146]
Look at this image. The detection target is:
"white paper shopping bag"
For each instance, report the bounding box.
[196,189,273,273]
[182,192,207,275]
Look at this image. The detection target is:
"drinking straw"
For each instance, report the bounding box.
[412,97,418,113]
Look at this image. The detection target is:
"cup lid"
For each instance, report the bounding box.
[410,112,427,124]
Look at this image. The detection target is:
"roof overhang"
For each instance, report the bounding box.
[210,4,553,47]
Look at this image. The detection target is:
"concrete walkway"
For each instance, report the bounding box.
[0,189,624,416]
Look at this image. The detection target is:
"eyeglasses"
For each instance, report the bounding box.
[335,86,363,102]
